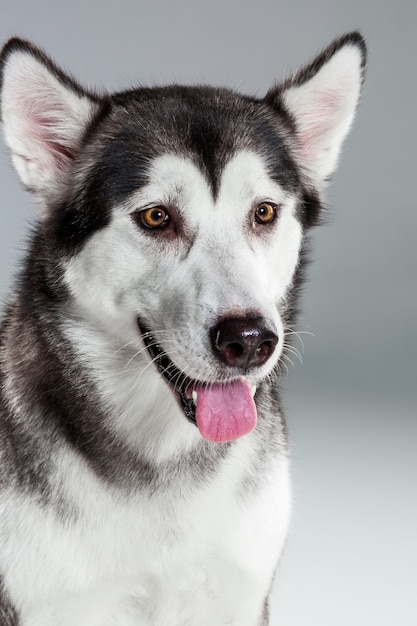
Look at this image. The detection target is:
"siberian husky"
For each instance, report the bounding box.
[0,33,366,625]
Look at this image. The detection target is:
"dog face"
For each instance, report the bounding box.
[0,35,365,442]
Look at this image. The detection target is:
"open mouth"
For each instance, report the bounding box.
[138,320,197,424]
[138,320,258,443]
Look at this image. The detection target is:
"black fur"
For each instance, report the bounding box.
[0,578,18,625]
[46,85,304,255]
[0,284,236,499]
[0,33,366,623]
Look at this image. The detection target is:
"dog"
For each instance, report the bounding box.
[0,33,366,625]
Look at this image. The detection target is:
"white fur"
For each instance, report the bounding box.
[0,437,290,625]
[0,150,298,624]
[61,152,302,461]
[0,34,364,624]
[59,151,303,463]
[63,152,302,453]
[282,43,363,184]
[65,152,302,371]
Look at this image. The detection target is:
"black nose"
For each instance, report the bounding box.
[211,317,278,370]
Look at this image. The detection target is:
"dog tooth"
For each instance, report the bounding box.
[251,385,257,398]
[192,390,198,405]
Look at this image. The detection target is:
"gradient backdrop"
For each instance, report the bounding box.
[0,1,415,624]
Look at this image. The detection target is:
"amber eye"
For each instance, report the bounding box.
[254,202,277,225]
[139,207,170,229]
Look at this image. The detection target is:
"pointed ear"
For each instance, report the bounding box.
[266,32,366,188]
[0,38,104,207]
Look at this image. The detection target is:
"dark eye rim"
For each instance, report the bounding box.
[254,201,278,225]
[132,206,171,231]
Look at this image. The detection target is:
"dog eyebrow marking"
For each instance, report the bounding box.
[127,150,289,235]
[187,111,297,200]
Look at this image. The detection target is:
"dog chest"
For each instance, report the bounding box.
[1,444,289,622]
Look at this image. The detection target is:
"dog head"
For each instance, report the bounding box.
[0,35,366,442]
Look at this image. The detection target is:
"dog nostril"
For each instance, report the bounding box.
[211,317,278,370]
[223,342,244,364]
[256,341,274,361]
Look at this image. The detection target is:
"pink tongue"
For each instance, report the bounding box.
[195,377,257,443]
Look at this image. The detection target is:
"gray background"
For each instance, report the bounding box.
[0,1,415,624]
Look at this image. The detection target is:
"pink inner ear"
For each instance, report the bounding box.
[26,111,76,171]
[11,78,78,172]
[298,88,344,159]
[2,50,99,193]
[318,86,345,110]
